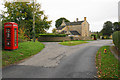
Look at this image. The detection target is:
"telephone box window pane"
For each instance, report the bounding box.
[14,28,17,46]
[7,42,11,46]
[6,28,11,46]
[7,33,10,38]
[6,28,10,32]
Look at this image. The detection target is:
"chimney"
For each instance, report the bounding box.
[84,17,86,21]
[76,18,78,22]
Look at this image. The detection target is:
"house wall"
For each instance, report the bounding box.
[81,21,89,37]
[61,20,66,26]
[67,25,82,35]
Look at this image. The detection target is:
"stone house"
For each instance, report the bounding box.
[56,17,90,37]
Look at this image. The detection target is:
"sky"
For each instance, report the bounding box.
[0,0,120,33]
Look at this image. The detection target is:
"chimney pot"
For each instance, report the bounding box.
[84,17,86,21]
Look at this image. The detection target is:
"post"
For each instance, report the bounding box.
[0,14,2,80]
[33,0,36,42]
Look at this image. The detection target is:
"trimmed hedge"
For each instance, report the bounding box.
[39,33,67,37]
[112,31,120,51]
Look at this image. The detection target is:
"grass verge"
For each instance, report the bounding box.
[59,41,88,46]
[95,46,120,78]
[2,41,45,67]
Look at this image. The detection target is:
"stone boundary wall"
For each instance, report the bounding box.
[38,36,91,41]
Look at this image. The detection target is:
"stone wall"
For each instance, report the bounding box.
[38,36,91,42]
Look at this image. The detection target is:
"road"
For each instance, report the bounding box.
[2,40,113,78]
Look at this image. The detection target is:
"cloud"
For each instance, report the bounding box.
[39,0,119,33]
[0,0,119,32]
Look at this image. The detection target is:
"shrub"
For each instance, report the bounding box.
[104,35,110,39]
[112,31,120,51]
[70,36,73,40]
[39,33,67,37]
[18,27,29,42]
[91,34,97,40]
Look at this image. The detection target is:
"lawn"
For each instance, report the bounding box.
[59,41,88,46]
[2,41,45,67]
[96,46,120,78]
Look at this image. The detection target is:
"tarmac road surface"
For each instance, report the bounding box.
[2,40,113,78]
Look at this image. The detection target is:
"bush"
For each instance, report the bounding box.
[112,31,120,51]
[39,33,67,37]
[104,35,110,39]
[102,36,104,39]
[18,27,29,42]
[70,36,73,40]
[91,34,97,40]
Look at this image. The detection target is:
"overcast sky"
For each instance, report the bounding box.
[0,0,120,33]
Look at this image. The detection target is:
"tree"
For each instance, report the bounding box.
[113,22,120,31]
[55,17,70,28]
[2,2,52,39]
[52,28,56,33]
[100,21,113,36]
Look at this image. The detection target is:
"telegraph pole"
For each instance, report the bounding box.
[33,0,36,42]
[118,1,120,22]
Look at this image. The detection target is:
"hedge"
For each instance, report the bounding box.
[39,33,67,37]
[112,31,120,51]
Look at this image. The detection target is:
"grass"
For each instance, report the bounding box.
[2,41,45,67]
[59,41,88,46]
[96,46,120,78]
[111,46,120,56]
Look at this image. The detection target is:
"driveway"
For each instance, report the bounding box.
[2,40,113,78]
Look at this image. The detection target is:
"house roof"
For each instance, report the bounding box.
[57,26,66,30]
[66,21,84,26]
[57,21,84,30]
[70,31,81,35]
[60,30,67,34]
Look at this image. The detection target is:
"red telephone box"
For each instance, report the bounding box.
[4,22,18,50]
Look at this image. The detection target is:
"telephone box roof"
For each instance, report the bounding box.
[4,22,18,25]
